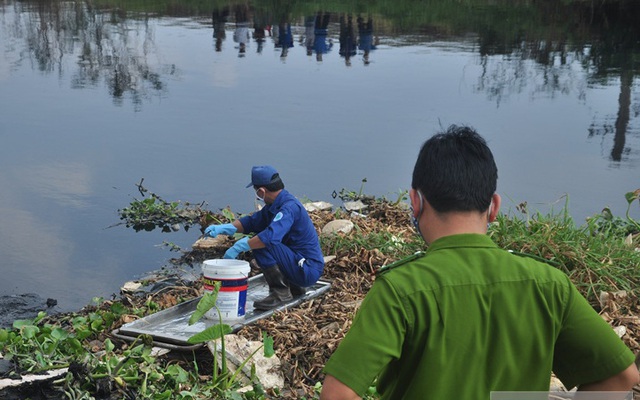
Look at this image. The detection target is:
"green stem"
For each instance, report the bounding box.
[228,344,264,386]
[625,203,640,231]
[31,362,71,373]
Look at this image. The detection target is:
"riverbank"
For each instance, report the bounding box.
[1,193,639,399]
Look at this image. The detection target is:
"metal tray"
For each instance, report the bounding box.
[113,274,331,350]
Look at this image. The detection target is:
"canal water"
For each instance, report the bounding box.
[0,0,638,316]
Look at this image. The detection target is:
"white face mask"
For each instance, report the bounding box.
[486,199,493,230]
[411,190,425,238]
[255,188,265,202]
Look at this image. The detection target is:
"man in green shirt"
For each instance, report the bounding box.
[321,125,639,399]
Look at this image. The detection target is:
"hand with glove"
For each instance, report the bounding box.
[223,237,251,259]
[204,223,237,238]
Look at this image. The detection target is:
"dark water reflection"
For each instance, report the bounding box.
[0,0,639,315]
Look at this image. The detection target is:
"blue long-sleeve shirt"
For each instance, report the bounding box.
[239,189,324,264]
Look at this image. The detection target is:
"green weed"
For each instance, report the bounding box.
[490,191,640,303]
[186,282,275,396]
[115,179,205,232]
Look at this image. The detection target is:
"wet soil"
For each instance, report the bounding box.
[0,294,58,329]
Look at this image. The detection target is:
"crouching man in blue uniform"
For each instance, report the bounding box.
[205,165,325,310]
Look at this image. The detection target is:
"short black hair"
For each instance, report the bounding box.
[411,125,497,213]
[254,174,284,192]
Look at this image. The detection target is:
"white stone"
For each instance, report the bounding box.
[121,281,143,293]
[549,375,569,392]
[599,290,628,308]
[323,255,337,264]
[321,220,354,236]
[151,347,171,357]
[207,335,284,390]
[192,236,228,249]
[304,201,333,212]
[343,200,367,211]
[613,325,627,338]
[0,368,68,390]
[624,233,633,247]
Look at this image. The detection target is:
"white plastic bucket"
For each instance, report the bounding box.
[201,259,250,323]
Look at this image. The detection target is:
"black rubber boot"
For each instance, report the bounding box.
[254,265,293,310]
[290,283,307,297]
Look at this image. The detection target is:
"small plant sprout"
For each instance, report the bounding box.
[186,282,275,393]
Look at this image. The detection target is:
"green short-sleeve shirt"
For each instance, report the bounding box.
[323,234,634,399]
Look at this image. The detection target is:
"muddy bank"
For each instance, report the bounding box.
[0,294,57,329]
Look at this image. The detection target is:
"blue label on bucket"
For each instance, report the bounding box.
[220,278,248,289]
[237,290,247,316]
[203,276,248,320]
[203,276,248,291]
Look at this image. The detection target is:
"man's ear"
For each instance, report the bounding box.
[488,193,501,222]
[409,189,421,218]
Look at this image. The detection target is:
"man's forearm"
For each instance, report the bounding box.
[232,220,244,233]
[320,375,361,400]
[578,363,639,391]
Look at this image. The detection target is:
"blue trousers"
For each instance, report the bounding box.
[253,243,323,287]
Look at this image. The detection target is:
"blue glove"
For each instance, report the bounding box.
[205,223,237,238]
[223,237,251,259]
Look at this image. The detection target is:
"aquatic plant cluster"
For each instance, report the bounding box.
[115,179,205,233]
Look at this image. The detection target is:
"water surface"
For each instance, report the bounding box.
[1,0,639,313]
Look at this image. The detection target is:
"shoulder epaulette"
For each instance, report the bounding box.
[508,250,561,268]
[376,251,425,276]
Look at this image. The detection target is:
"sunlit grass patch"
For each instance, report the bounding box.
[490,193,640,304]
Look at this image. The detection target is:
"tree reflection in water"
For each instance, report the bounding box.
[471,0,640,165]
[3,0,639,160]
[585,2,640,164]
[12,0,172,111]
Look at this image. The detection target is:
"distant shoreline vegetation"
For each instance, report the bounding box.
[83,0,640,37]
[23,0,640,75]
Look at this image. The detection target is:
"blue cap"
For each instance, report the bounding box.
[246,165,279,188]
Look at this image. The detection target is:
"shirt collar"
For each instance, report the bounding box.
[266,189,289,211]
[426,233,497,254]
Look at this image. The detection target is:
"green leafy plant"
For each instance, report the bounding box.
[386,190,409,206]
[200,207,238,228]
[0,312,83,374]
[187,283,275,395]
[0,293,269,399]
[333,178,375,203]
[115,179,205,232]
[584,190,640,236]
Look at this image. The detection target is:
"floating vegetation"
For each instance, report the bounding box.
[114,178,206,232]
